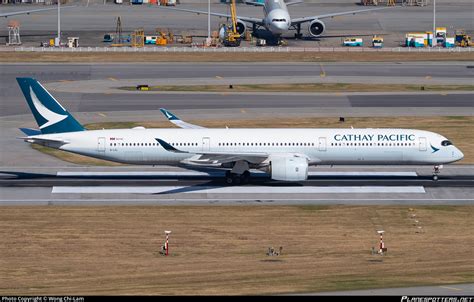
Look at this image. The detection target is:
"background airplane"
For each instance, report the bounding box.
[0,7,63,18]
[156,0,392,39]
[17,78,463,184]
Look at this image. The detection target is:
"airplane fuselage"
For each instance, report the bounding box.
[263,0,291,34]
[33,128,463,166]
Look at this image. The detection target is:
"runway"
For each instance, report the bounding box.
[1,168,473,205]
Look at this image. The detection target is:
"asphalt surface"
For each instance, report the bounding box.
[1,63,473,117]
[1,166,473,205]
[302,283,474,296]
[2,170,474,187]
[0,3,473,47]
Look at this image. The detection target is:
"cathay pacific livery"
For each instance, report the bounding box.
[17,78,464,184]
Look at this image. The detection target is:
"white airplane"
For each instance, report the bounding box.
[155,0,392,39]
[17,78,463,184]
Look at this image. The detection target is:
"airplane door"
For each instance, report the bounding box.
[202,137,210,152]
[419,137,427,151]
[318,137,327,151]
[98,137,106,152]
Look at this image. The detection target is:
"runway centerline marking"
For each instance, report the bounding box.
[52,186,426,194]
[57,171,418,177]
[439,286,462,291]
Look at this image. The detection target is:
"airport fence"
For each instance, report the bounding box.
[1,46,472,53]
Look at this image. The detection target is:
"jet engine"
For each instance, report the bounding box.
[235,19,247,36]
[219,20,247,40]
[269,156,308,181]
[308,19,325,37]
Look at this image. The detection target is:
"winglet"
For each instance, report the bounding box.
[159,108,180,121]
[159,108,205,129]
[156,138,188,153]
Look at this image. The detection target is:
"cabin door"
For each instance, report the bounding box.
[97,137,106,152]
[318,137,327,151]
[419,137,427,151]
[202,137,210,152]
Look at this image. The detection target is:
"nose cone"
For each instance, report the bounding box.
[455,148,464,161]
[270,22,288,34]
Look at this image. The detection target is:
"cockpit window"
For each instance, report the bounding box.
[441,140,452,146]
[272,19,287,22]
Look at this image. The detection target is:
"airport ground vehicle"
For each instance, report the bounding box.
[343,38,363,47]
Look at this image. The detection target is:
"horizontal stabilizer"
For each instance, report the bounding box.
[19,128,42,136]
[19,136,69,145]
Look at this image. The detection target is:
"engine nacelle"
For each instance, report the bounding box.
[269,156,308,181]
[308,19,325,37]
[219,20,246,40]
[236,19,247,36]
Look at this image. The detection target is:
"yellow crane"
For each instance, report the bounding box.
[221,0,241,47]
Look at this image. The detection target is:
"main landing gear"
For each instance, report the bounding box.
[225,170,250,185]
[225,160,251,185]
[294,24,303,39]
[432,165,443,181]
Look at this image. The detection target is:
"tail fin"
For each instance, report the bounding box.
[16,78,85,134]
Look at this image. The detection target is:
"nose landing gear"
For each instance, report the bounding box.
[432,165,443,181]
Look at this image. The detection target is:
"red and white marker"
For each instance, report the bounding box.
[165,230,171,256]
[377,230,385,253]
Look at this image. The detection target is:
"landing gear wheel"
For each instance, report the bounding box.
[225,171,233,185]
[294,33,303,39]
[234,176,241,185]
[432,165,441,181]
[241,171,251,184]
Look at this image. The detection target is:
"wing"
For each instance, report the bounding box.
[159,108,205,129]
[0,6,74,18]
[285,0,304,6]
[243,1,265,6]
[291,6,392,25]
[155,5,263,25]
[156,138,269,165]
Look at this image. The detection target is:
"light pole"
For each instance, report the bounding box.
[432,0,436,46]
[57,0,61,46]
[208,0,211,40]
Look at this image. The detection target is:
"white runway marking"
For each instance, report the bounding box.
[52,186,426,194]
[57,171,418,177]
